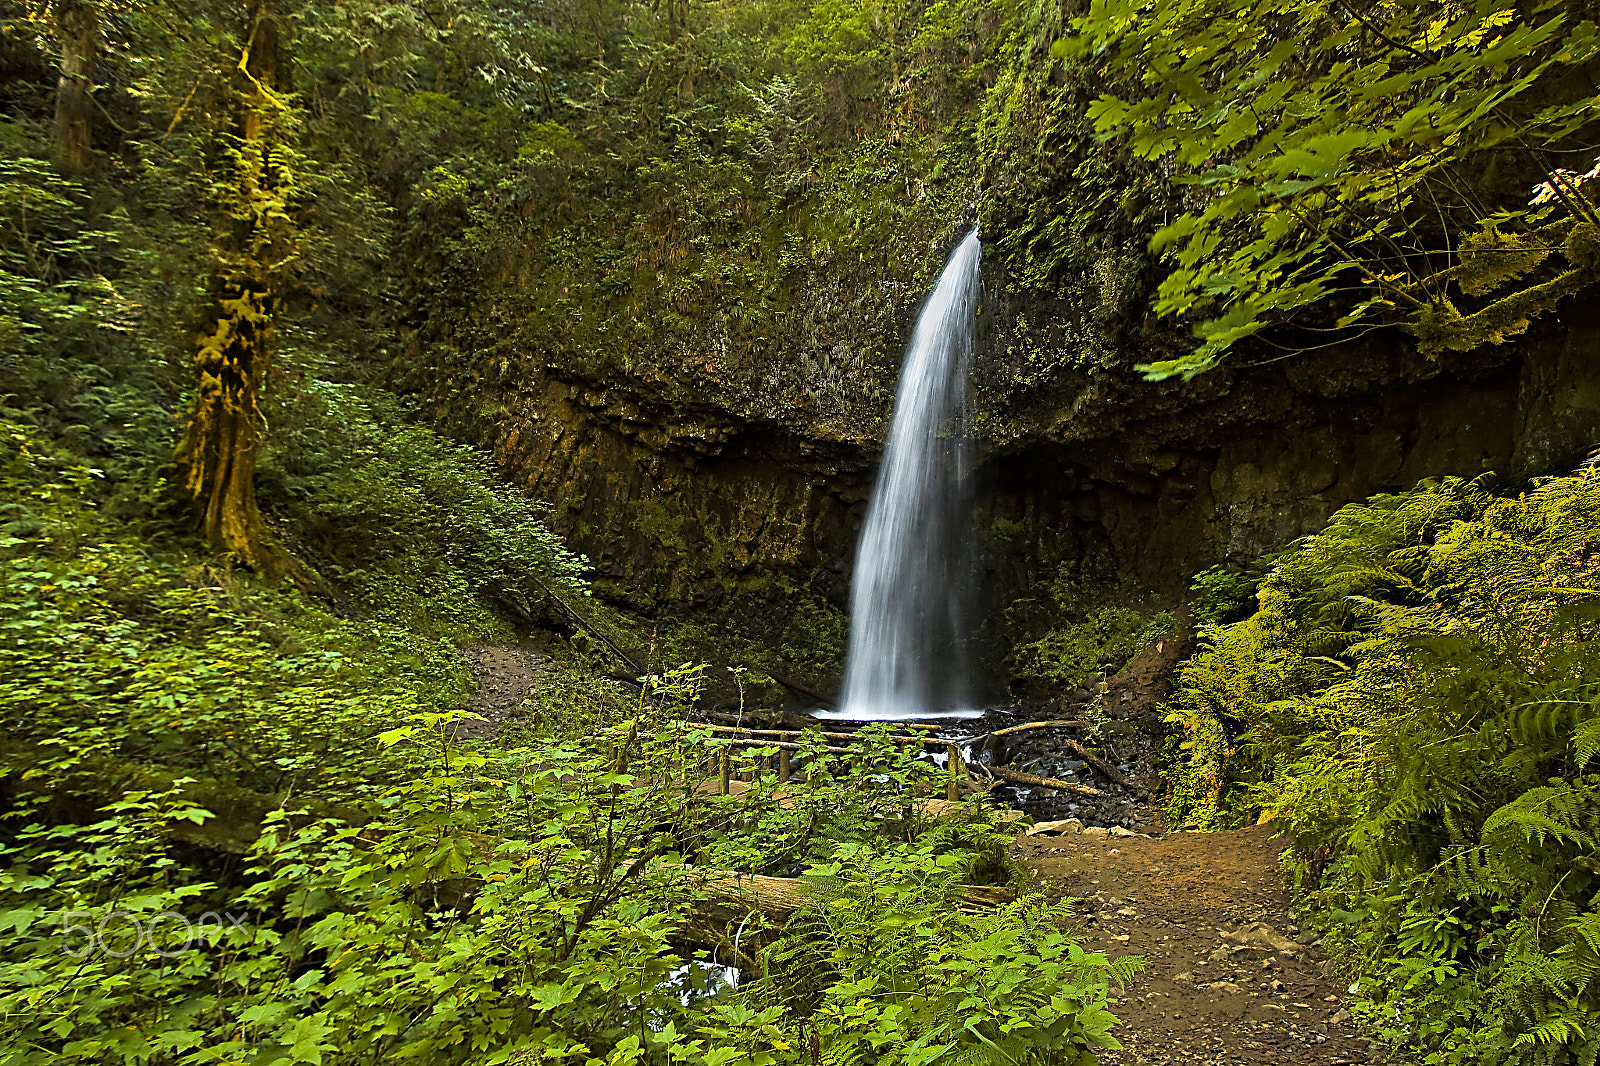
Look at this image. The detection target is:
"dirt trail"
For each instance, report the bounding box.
[1016,825,1383,1065]
[454,645,553,740]
[457,649,1375,1061]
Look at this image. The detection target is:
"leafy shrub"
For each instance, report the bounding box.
[262,381,589,640]
[1006,564,1173,692]
[1,414,1127,1062]
[1,693,1129,1064]
[0,418,479,800]
[0,126,183,499]
[1011,606,1173,690]
[744,845,1140,1066]
[1165,462,1600,1063]
[1186,556,1286,626]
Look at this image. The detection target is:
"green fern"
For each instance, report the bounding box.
[1166,460,1600,1063]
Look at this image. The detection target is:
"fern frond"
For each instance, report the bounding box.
[1515,1014,1584,1047]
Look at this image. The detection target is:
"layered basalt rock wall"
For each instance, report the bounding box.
[468,275,1600,620]
[486,371,876,612]
[980,297,1600,592]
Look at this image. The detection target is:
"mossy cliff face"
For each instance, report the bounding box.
[487,371,873,612]
[450,229,1600,632]
[418,208,976,622]
[976,295,1600,593]
[400,0,1600,650]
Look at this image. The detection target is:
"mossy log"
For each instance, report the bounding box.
[1062,738,1142,793]
[677,868,1009,966]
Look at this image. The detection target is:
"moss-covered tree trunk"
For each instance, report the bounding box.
[180,285,288,577]
[175,0,313,589]
[52,0,96,172]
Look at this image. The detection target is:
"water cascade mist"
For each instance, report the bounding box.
[832,229,982,720]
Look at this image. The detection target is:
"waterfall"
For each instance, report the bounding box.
[831,229,981,720]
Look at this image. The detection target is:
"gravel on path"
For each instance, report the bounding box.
[453,645,552,741]
[1017,824,1383,1066]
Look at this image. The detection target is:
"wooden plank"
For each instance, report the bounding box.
[693,724,944,747]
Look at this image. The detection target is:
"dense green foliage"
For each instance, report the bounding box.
[1003,555,1173,696]
[0,89,1133,1041]
[1,696,1132,1064]
[971,0,1176,405]
[1166,463,1600,1063]
[0,372,1131,1062]
[12,0,1600,1062]
[751,866,1137,1066]
[0,86,1129,1054]
[365,0,998,420]
[1070,0,1600,378]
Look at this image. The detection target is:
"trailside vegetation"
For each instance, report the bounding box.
[1068,0,1600,379]
[1002,552,1174,698]
[1165,462,1600,1063]
[0,411,1135,1061]
[0,4,1136,1048]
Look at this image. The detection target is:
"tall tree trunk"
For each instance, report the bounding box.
[175,0,317,591]
[52,0,96,172]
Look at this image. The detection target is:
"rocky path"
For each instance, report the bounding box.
[453,645,553,741]
[1016,825,1383,1066]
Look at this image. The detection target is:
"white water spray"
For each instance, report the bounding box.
[831,229,981,720]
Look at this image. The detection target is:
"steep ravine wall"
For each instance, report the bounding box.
[981,297,1600,592]
[474,282,1600,632]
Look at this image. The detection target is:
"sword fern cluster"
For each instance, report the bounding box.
[1167,457,1600,1063]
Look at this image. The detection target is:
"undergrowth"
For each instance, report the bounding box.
[1005,559,1173,696]
[1166,461,1600,1064]
[0,415,1133,1063]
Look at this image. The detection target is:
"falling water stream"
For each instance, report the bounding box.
[827,229,983,721]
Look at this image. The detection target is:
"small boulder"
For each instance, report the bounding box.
[1223,921,1300,956]
[1025,818,1086,836]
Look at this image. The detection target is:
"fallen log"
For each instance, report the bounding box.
[766,670,837,707]
[984,763,1104,799]
[984,719,1090,740]
[0,740,368,854]
[689,868,1006,925]
[973,722,1146,796]
[676,868,1009,966]
[542,587,644,674]
[1063,739,1143,793]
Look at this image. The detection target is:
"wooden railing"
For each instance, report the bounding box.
[685,722,971,801]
